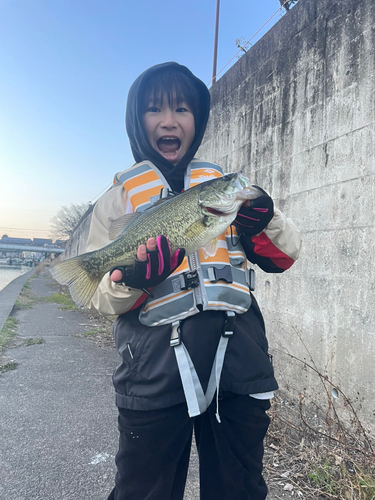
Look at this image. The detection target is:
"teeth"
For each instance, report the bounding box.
[161,137,177,141]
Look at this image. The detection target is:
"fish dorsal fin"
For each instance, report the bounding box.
[201,238,219,259]
[148,195,176,209]
[108,213,141,240]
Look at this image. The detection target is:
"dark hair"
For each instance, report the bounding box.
[126,62,211,188]
[139,67,201,130]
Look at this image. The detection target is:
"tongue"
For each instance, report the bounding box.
[158,139,180,153]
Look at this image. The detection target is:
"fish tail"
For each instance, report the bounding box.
[50,256,104,307]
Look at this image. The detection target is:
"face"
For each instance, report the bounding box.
[143,93,195,166]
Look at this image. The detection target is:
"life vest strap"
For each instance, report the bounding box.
[170,312,236,421]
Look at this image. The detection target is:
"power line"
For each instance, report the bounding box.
[88,161,135,204]
[0,226,51,232]
[89,183,113,204]
[208,0,291,87]
[0,207,57,213]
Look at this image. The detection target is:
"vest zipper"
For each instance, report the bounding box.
[126,343,134,359]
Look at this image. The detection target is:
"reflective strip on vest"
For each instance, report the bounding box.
[171,317,232,420]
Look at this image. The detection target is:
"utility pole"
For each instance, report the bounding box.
[212,0,220,84]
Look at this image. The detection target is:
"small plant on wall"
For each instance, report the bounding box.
[278,0,300,11]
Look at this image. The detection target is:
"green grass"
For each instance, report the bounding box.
[308,458,340,495]
[14,279,41,309]
[83,330,97,336]
[15,279,75,310]
[82,328,106,336]
[44,292,76,310]
[23,280,31,290]
[355,465,375,499]
[0,317,18,355]
[307,456,375,500]
[0,361,18,373]
[23,338,44,346]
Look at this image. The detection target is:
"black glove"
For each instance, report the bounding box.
[110,235,185,290]
[234,186,274,237]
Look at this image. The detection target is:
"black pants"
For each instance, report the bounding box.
[107,393,270,500]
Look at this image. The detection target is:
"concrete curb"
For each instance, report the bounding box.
[0,270,34,332]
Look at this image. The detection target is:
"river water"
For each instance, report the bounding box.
[0,265,31,292]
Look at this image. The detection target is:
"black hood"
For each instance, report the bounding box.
[125,62,211,192]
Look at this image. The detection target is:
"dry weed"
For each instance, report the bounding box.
[263,392,375,499]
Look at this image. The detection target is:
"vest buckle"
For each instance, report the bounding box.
[223,311,236,337]
[248,268,255,291]
[170,321,181,347]
[179,270,200,290]
[207,265,233,284]
[159,187,179,199]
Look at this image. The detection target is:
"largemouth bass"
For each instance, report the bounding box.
[50,172,261,307]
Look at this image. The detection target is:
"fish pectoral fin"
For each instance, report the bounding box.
[108,213,141,240]
[184,221,206,240]
[201,238,219,259]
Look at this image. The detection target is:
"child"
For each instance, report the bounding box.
[86,62,301,500]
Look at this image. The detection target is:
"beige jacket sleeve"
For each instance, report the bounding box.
[85,185,143,316]
[264,208,302,261]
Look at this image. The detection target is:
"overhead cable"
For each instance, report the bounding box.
[207,0,292,87]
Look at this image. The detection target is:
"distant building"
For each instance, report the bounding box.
[32,238,53,246]
[54,240,67,248]
[1,236,32,245]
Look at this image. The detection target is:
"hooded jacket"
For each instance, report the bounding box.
[125,61,210,193]
[85,62,302,411]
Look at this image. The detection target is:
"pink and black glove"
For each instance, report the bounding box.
[235,186,274,237]
[110,235,185,290]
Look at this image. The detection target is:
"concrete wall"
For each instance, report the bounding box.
[198,0,375,432]
[62,211,92,259]
[64,0,374,433]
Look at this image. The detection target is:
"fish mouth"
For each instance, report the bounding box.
[205,207,227,216]
[200,172,260,216]
[203,186,243,216]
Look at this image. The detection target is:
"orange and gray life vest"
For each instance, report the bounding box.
[115,159,253,327]
[115,159,254,419]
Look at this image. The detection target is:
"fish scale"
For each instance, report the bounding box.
[50,172,261,307]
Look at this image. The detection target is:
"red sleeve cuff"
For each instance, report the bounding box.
[129,292,149,311]
[252,232,295,271]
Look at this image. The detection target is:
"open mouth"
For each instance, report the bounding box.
[157,137,181,154]
[206,207,226,216]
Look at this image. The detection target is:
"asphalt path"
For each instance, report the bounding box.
[0,273,199,499]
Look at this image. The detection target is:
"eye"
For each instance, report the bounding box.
[147,106,160,113]
[176,107,188,113]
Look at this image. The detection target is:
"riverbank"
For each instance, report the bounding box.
[0,265,34,292]
[0,270,34,333]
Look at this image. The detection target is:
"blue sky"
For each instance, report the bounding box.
[0,0,287,239]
